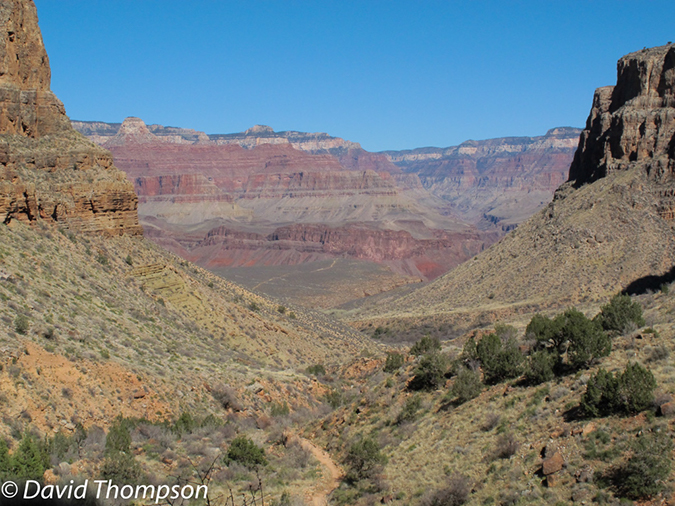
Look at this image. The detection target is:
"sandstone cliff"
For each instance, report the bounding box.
[382,127,582,228]
[0,0,141,235]
[353,44,675,324]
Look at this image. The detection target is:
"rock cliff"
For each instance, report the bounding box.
[353,44,675,324]
[0,0,141,235]
[383,127,582,228]
[568,45,675,219]
[184,223,495,280]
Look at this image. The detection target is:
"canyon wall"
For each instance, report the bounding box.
[383,127,582,227]
[0,0,141,236]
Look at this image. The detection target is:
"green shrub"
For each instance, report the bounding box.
[100,452,142,484]
[324,388,344,409]
[525,350,556,385]
[373,326,390,338]
[14,314,29,335]
[582,363,656,417]
[476,334,524,384]
[227,435,267,469]
[384,352,405,373]
[12,433,50,481]
[596,293,645,333]
[173,412,197,434]
[277,305,286,314]
[614,429,672,499]
[249,301,260,312]
[451,367,482,404]
[105,418,132,454]
[344,437,387,482]
[396,395,422,424]
[410,335,441,356]
[409,352,447,391]
[270,401,290,417]
[618,362,657,413]
[560,308,611,370]
[526,313,563,351]
[0,439,11,480]
[307,364,326,376]
[528,309,610,371]
[459,336,479,365]
[124,255,133,266]
[582,369,621,417]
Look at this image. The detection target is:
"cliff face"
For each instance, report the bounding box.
[568,45,675,220]
[355,44,675,323]
[0,0,141,236]
[182,223,495,280]
[72,117,489,281]
[383,128,582,227]
[0,0,70,137]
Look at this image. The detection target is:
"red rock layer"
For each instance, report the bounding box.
[187,223,499,280]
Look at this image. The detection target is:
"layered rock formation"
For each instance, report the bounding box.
[383,127,582,228]
[179,223,494,280]
[75,116,488,285]
[568,45,675,219]
[0,0,141,235]
[74,120,362,153]
[353,44,675,324]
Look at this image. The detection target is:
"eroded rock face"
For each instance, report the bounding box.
[383,127,582,228]
[0,0,141,236]
[569,45,675,212]
[190,223,494,279]
[0,0,70,136]
[74,117,493,278]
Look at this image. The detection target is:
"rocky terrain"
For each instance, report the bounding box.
[0,1,140,236]
[348,44,675,338]
[0,4,383,503]
[4,3,675,506]
[383,127,582,229]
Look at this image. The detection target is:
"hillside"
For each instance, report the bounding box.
[346,44,675,337]
[0,2,380,503]
[313,288,675,505]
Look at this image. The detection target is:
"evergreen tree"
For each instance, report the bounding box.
[596,293,645,333]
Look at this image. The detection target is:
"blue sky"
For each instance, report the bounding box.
[35,1,675,151]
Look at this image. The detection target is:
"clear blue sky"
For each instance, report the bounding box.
[34,1,675,151]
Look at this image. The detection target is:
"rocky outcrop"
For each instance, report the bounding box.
[0,0,141,236]
[184,223,496,280]
[352,44,675,322]
[0,0,70,137]
[383,128,582,227]
[568,45,675,220]
[73,119,362,153]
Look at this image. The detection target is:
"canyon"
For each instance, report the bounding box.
[73,117,580,305]
[351,44,675,336]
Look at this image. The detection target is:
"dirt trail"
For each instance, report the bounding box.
[284,431,344,506]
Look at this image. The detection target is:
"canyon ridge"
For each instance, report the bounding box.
[73,118,581,306]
